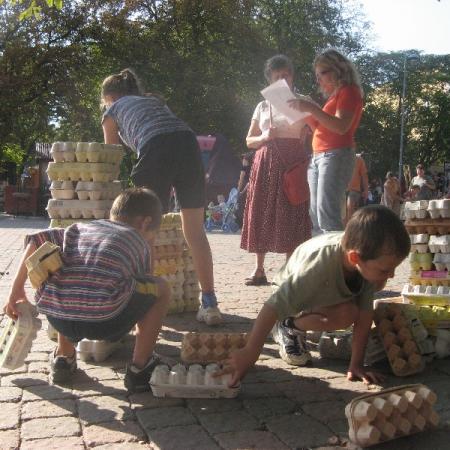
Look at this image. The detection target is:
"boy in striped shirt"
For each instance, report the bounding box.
[4,188,170,393]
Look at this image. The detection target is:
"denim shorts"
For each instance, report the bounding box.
[47,279,157,343]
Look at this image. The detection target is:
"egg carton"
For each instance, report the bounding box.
[25,241,63,289]
[150,363,240,398]
[49,219,90,228]
[318,330,352,360]
[410,243,429,253]
[374,303,426,376]
[427,199,450,219]
[47,199,113,219]
[345,384,439,448]
[160,213,182,230]
[405,219,450,235]
[409,270,450,287]
[75,181,122,201]
[154,257,184,276]
[167,297,200,314]
[403,201,429,220]
[51,142,123,164]
[433,253,450,271]
[155,229,185,246]
[0,302,42,370]
[183,283,200,298]
[409,252,433,271]
[409,234,429,244]
[47,162,119,182]
[406,304,450,331]
[163,272,185,286]
[76,338,124,362]
[153,244,184,259]
[402,284,450,306]
[184,270,198,284]
[428,235,450,253]
[181,332,248,363]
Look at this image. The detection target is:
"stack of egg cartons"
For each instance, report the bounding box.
[154,213,200,314]
[402,199,450,335]
[46,142,123,227]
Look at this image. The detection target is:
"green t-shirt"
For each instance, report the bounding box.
[266,233,376,319]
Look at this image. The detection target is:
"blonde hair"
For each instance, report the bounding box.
[100,68,143,109]
[314,48,363,96]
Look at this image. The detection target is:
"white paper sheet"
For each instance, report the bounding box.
[260,79,310,125]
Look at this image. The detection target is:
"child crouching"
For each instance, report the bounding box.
[4,188,169,393]
[221,205,410,386]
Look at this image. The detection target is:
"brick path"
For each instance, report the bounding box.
[0,214,449,449]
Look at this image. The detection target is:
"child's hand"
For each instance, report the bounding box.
[214,347,259,386]
[347,366,386,385]
[3,287,29,320]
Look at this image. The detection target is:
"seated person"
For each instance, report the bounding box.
[4,188,170,393]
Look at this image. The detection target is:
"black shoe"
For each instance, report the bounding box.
[272,318,312,366]
[50,349,77,383]
[124,354,161,393]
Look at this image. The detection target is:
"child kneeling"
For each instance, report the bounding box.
[4,188,169,393]
[222,205,410,385]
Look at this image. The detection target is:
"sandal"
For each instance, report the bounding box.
[244,275,269,286]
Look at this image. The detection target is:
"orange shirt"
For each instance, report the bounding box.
[312,85,363,153]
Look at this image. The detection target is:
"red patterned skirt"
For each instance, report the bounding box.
[240,138,312,254]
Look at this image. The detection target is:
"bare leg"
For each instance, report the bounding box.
[180,207,214,293]
[56,334,76,357]
[133,278,170,368]
[253,253,266,277]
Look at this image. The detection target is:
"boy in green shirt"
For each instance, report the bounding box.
[222,205,410,385]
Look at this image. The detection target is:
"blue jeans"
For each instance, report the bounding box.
[308,148,355,234]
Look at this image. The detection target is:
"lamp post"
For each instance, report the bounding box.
[398,52,420,182]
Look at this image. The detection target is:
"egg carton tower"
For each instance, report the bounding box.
[402,200,450,333]
[154,213,200,314]
[46,141,124,228]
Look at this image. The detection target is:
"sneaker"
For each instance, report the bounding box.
[272,319,312,366]
[196,306,223,326]
[124,354,161,393]
[50,349,77,383]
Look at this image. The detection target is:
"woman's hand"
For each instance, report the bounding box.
[347,365,386,385]
[288,96,317,114]
[215,346,259,386]
[261,127,277,143]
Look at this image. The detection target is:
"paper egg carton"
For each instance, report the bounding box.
[409,252,433,271]
[25,242,63,289]
[407,304,450,331]
[409,270,450,287]
[428,235,450,253]
[345,384,439,448]
[49,219,89,228]
[153,244,183,259]
[150,363,239,398]
[160,213,182,230]
[47,199,113,219]
[374,303,425,376]
[74,142,124,164]
[76,338,124,362]
[168,297,192,314]
[403,201,429,220]
[405,219,450,235]
[181,332,248,363]
[155,229,184,246]
[154,257,183,276]
[433,253,450,271]
[75,181,122,201]
[47,162,119,182]
[427,199,450,219]
[409,234,429,253]
[0,302,42,369]
[318,330,352,360]
[402,284,450,306]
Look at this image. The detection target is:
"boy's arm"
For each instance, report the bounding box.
[221,304,278,385]
[347,309,384,384]
[3,242,37,320]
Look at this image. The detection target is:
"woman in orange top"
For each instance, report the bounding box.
[289,49,363,234]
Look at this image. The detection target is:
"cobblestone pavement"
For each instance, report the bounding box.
[1,214,449,449]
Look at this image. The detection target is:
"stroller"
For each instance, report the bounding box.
[204,188,240,233]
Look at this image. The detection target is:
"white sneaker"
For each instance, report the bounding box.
[196,306,223,326]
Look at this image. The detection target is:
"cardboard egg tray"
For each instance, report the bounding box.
[402,284,450,306]
[181,332,248,363]
[409,252,433,271]
[49,219,89,228]
[410,234,429,244]
[25,242,63,289]
[154,257,183,276]
[150,363,240,398]
[0,302,42,370]
[409,270,450,287]
[433,253,450,271]
[155,229,184,246]
[428,235,450,253]
[47,162,119,182]
[403,201,429,220]
[405,219,450,235]
[160,213,182,230]
[374,303,425,376]
[153,244,183,259]
[168,297,200,314]
[47,199,113,220]
[405,304,450,331]
[345,384,439,448]
[51,142,123,164]
[76,338,124,362]
[318,330,352,360]
[50,180,122,201]
[427,199,450,219]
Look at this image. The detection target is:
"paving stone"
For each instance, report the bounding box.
[197,410,260,434]
[21,383,73,402]
[240,382,283,398]
[72,378,126,398]
[215,430,290,449]
[187,397,243,415]
[20,437,85,449]
[266,413,333,448]
[77,395,132,424]
[83,366,120,381]
[21,416,81,440]
[25,351,51,362]
[130,391,184,409]
[21,398,77,419]
[302,400,348,423]
[148,424,220,450]
[0,372,49,387]
[243,397,297,420]
[0,427,19,448]
[0,386,22,402]
[0,365,28,376]
[83,420,146,446]
[28,360,50,373]
[136,406,197,431]
[90,443,151,449]
[275,379,337,404]
[0,402,19,430]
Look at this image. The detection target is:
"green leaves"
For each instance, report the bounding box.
[0,0,63,20]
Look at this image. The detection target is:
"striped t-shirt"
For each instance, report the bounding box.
[26,220,151,322]
[103,95,191,157]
